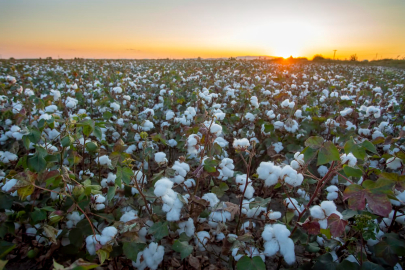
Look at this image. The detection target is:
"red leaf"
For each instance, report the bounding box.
[327,213,348,237]
[343,184,366,210]
[302,220,321,235]
[343,179,393,217]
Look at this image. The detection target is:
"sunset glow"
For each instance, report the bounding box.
[1,0,405,60]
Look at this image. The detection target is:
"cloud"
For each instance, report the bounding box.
[126,49,141,52]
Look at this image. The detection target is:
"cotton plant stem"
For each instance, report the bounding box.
[291,161,336,236]
[236,152,252,235]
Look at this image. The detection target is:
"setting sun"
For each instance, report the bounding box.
[1,0,404,60]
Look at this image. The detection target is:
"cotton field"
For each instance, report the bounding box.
[0,59,405,269]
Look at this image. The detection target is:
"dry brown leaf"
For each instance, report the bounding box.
[224,202,239,220]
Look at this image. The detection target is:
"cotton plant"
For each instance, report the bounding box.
[1,59,404,269]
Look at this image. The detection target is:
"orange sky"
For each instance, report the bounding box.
[1,0,404,60]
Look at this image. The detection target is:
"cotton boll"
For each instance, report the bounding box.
[120,210,138,222]
[133,242,164,270]
[273,224,291,241]
[235,174,254,199]
[202,193,220,207]
[245,113,256,122]
[317,165,328,177]
[233,138,250,150]
[95,155,112,167]
[267,211,282,220]
[279,238,296,265]
[101,226,118,238]
[272,142,284,153]
[1,178,17,192]
[257,161,281,187]
[154,152,167,165]
[195,231,210,251]
[340,108,353,117]
[264,238,279,257]
[177,218,195,237]
[171,160,190,184]
[280,165,303,187]
[320,201,338,216]
[340,153,357,167]
[310,205,326,220]
[142,242,165,270]
[326,185,339,200]
[154,178,173,197]
[386,157,402,170]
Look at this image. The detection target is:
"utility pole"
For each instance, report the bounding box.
[333,50,337,60]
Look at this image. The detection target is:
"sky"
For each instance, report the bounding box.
[0,0,404,60]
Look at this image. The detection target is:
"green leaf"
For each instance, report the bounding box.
[236,256,265,270]
[302,147,318,163]
[337,260,360,270]
[305,136,324,149]
[313,253,336,270]
[0,194,13,210]
[317,141,340,165]
[249,197,271,209]
[22,135,30,150]
[122,242,146,261]
[172,240,193,260]
[203,158,219,173]
[343,166,363,178]
[28,129,41,144]
[344,137,367,160]
[211,183,229,198]
[27,152,47,172]
[373,233,405,266]
[0,241,15,259]
[360,262,384,270]
[361,140,378,154]
[116,166,134,185]
[76,219,94,235]
[106,186,116,202]
[69,228,84,247]
[148,222,169,241]
[93,126,103,141]
[30,209,47,223]
[103,111,113,120]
